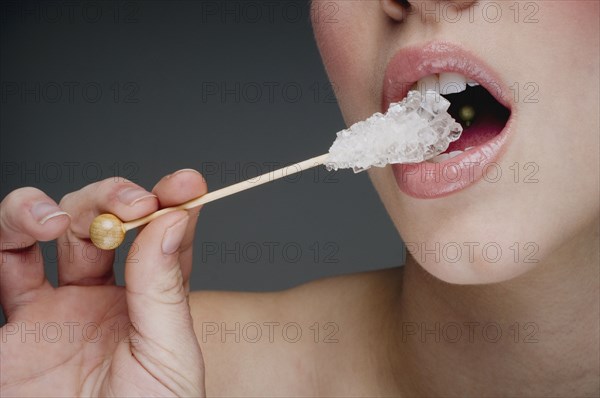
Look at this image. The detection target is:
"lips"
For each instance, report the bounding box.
[382,41,515,199]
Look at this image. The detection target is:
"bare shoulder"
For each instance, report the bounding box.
[189,267,403,397]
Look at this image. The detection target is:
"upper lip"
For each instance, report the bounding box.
[382,41,513,113]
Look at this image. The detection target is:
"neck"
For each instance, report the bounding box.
[388,219,599,397]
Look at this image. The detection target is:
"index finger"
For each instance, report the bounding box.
[57,177,158,286]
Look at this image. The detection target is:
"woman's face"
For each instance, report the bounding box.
[312,0,600,284]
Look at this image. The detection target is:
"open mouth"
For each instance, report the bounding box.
[382,42,516,198]
[410,74,511,163]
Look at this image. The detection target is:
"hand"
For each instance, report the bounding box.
[0,170,207,397]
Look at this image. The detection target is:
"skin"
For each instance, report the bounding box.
[1,1,598,396]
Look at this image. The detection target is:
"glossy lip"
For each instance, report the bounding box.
[382,41,516,199]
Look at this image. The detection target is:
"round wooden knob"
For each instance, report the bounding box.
[89,214,126,250]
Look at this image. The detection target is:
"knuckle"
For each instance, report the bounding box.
[98,176,132,190]
[97,177,140,204]
[153,266,187,306]
[59,178,139,209]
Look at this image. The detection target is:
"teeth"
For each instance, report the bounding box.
[413,73,475,97]
[439,72,467,95]
[417,75,439,94]
[448,150,464,159]
[428,149,467,163]
[429,153,450,163]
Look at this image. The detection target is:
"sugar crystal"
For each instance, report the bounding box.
[325,90,463,172]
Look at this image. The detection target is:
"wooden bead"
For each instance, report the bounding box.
[89,214,125,250]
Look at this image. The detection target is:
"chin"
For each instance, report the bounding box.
[401,223,537,284]
[368,165,562,286]
[414,253,538,285]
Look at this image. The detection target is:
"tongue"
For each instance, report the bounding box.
[445,112,506,152]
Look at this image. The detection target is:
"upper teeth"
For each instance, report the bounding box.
[439,72,466,95]
[412,73,480,96]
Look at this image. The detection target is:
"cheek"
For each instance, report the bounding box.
[311,4,348,77]
[558,0,600,28]
[311,0,384,124]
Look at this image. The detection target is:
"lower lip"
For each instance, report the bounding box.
[391,116,513,199]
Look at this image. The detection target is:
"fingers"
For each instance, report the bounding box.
[57,178,158,286]
[125,210,204,395]
[0,187,70,318]
[151,169,207,292]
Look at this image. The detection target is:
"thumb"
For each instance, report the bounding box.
[124,210,204,395]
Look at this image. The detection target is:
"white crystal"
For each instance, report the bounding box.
[325,90,463,173]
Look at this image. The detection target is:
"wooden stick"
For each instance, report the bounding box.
[90,154,329,249]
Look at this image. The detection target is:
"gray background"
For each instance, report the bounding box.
[0,0,404,324]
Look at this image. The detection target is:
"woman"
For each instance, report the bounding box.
[1,0,598,396]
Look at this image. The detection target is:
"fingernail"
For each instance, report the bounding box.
[161,215,189,255]
[118,188,157,206]
[31,202,70,225]
[167,169,200,179]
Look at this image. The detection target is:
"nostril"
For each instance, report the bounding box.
[381,0,411,22]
